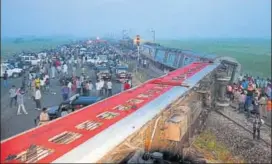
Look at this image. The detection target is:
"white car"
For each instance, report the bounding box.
[21,56,41,66]
[0,63,23,78]
[99,55,108,63]
[87,56,102,65]
[37,52,47,59]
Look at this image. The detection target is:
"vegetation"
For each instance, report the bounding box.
[1,37,74,59]
[158,38,271,77]
[193,130,244,163]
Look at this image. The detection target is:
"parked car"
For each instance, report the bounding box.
[34,94,102,125]
[98,55,108,63]
[21,56,41,66]
[0,63,23,78]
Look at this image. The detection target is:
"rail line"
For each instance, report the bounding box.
[214,110,271,146]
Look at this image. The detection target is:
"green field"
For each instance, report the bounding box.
[158,38,271,77]
[1,37,271,77]
[1,36,76,59]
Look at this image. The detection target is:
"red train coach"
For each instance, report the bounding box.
[1,62,211,163]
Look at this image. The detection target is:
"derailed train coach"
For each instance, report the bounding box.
[140,42,217,71]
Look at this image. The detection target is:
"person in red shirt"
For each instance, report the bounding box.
[55,59,61,74]
[123,81,131,91]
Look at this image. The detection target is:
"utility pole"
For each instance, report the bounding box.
[135,35,141,73]
[151,29,155,43]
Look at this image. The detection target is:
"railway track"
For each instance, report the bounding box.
[214,110,271,146]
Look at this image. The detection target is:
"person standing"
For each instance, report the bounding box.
[238,91,246,113]
[56,59,61,76]
[9,85,17,108]
[35,87,42,110]
[76,78,81,95]
[245,82,254,117]
[72,63,76,77]
[82,55,86,65]
[120,81,124,92]
[80,73,84,84]
[226,84,233,100]
[85,56,87,65]
[81,66,85,74]
[100,79,105,96]
[84,81,90,96]
[258,93,267,119]
[31,79,36,100]
[38,108,49,126]
[35,77,41,89]
[21,76,27,91]
[128,79,132,88]
[71,76,77,93]
[253,114,262,140]
[107,80,113,97]
[3,71,8,88]
[67,81,72,96]
[96,80,101,96]
[68,57,72,70]
[89,80,93,96]
[17,88,28,115]
[252,96,260,115]
[28,72,33,89]
[45,77,50,93]
[40,77,45,93]
[51,63,56,79]
[124,81,131,91]
[61,84,70,101]
[62,62,68,76]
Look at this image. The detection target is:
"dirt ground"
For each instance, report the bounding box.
[189,110,271,164]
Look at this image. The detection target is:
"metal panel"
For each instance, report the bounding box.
[155,49,166,63]
[166,52,176,67]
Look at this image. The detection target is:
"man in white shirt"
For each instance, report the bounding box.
[35,87,42,110]
[107,80,113,97]
[9,85,17,108]
[40,77,45,92]
[238,74,243,83]
[62,62,68,76]
[99,79,105,96]
[89,80,93,96]
[96,80,101,96]
[44,74,49,80]
[67,81,72,96]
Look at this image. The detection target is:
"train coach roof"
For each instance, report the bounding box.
[0,61,219,163]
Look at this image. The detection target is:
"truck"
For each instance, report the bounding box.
[115,64,131,83]
[0,63,23,78]
[95,65,112,80]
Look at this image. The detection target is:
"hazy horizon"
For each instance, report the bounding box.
[1,0,271,40]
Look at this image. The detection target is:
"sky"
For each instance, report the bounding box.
[1,0,271,39]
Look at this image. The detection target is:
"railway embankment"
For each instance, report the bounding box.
[186,109,271,163]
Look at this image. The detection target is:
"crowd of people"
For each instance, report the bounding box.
[6,42,133,126]
[227,74,271,140]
